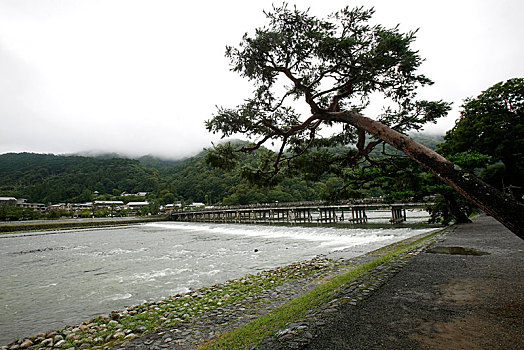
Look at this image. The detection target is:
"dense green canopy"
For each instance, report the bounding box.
[439,78,524,200]
[0,151,326,207]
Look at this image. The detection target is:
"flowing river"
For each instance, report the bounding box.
[1,212,432,344]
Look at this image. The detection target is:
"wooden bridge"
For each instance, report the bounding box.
[169,200,430,225]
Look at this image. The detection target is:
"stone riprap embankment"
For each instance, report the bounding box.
[2,257,336,349]
[2,229,442,350]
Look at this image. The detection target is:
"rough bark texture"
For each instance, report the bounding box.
[330,111,524,240]
[443,192,472,224]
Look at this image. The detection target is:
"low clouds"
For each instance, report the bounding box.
[0,0,523,159]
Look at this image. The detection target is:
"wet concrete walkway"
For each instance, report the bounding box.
[304,215,524,349]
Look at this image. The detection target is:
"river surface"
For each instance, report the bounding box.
[1,213,432,344]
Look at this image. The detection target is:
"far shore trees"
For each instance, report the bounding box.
[206,4,524,238]
[438,78,524,200]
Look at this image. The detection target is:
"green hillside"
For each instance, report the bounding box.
[0,133,444,206]
[0,153,160,204]
[0,151,324,205]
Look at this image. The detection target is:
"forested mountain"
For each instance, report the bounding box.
[0,133,443,205]
[0,151,323,205]
[0,153,160,204]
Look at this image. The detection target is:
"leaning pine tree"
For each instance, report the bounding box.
[205,4,524,239]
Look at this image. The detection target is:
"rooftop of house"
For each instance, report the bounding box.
[94,200,124,205]
[126,201,149,206]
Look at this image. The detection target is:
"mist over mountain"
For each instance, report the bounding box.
[72,150,193,162]
[0,134,444,205]
[71,138,250,163]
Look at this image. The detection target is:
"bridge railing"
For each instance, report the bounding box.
[172,196,435,213]
[168,199,434,225]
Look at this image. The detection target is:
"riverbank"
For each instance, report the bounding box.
[0,216,168,234]
[2,225,443,349]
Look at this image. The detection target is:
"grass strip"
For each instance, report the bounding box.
[201,229,440,349]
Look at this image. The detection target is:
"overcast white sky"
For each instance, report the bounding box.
[1,0,523,159]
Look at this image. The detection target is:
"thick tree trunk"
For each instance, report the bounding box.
[331,111,524,239]
[442,191,472,224]
[502,157,524,201]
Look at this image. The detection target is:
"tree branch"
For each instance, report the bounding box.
[261,119,285,135]
[276,67,322,113]
[283,132,317,165]
[238,133,277,153]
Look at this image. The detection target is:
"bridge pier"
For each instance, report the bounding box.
[390,206,407,223]
[350,206,367,224]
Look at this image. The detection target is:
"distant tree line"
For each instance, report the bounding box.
[0,153,159,204]
[0,149,326,208]
[0,134,441,215]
